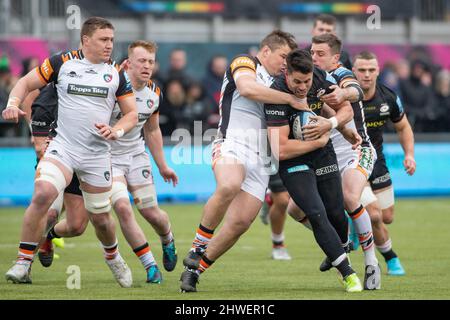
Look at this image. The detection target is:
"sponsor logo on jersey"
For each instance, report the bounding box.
[104,171,110,181]
[138,113,151,122]
[142,169,150,179]
[366,120,386,128]
[230,57,255,73]
[66,71,82,78]
[85,69,98,74]
[265,109,285,116]
[308,101,323,111]
[103,74,113,83]
[40,58,54,81]
[315,164,338,176]
[31,120,47,126]
[67,84,109,98]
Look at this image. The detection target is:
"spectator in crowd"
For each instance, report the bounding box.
[164,48,193,91]
[202,55,227,130]
[399,59,436,131]
[431,69,450,131]
[159,79,187,136]
[21,57,40,77]
[183,81,211,135]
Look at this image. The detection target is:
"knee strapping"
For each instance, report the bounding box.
[36,161,67,193]
[82,190,112,214]
[132,185,157,209]
[375,187,395,210]
[111,181,129,205]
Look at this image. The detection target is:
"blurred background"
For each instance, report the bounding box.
[0,0,449,204]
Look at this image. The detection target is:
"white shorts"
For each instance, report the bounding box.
[336,146,377,180]
[111,152,154,186]
[212,138,270,202]
[44,139,112,188]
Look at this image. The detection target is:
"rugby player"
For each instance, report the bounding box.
[265,49,362,292]
[109,40,178,283]
[353,51,415,276]
[3,17,138,287]
[304,33,380,289]
[179,30,306,292]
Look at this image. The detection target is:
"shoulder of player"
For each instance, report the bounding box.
[271,74,290,93]
[58,49,85,64]
[331,66,354,79]
[146,79,162,97]
[229,54,257,73]
[313,67,337,85]
[377,83,398,101]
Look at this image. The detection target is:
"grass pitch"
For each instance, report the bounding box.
[0,198,450,300]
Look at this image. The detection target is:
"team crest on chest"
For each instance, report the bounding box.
[103,74,113,83]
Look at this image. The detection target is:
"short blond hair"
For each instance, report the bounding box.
[128,40,158,56]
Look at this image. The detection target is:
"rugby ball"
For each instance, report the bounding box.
[292,110,317,140]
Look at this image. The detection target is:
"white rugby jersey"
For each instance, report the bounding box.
[37,50,134,154]
[110,80,161,156]
[217,54,273,152]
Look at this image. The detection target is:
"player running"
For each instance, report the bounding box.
[353,51,415,276]
[265,49,362,292]
[109,40,178,283]
[3,17,138,287]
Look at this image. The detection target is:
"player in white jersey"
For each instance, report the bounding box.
[180,30,309,292]
[3,17,138,287]
[305,33,380,289]
[109,40,178,283]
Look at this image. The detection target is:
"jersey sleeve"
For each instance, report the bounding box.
[264,103,291,127]
[116,69,134,100]
[387,89,405,123]
[154,85,162,114]
[229,55,257,80]
[36,53,65,84]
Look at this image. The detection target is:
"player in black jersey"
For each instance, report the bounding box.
[23,83,88,268]
[353,51,415,276]
[265,49,363,292]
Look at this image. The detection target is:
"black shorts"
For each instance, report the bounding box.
[65,173,82,196]
[268,172,287,193]
[31,107,54,137]
[369,157,392,191]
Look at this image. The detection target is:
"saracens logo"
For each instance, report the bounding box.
[103,74,113,83]
[104,171,111,181]
[142,169,150,179]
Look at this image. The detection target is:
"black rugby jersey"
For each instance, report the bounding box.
[265,67,336,166]
[362,83,405,160]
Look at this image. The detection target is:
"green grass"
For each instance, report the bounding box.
[1,198,450,300]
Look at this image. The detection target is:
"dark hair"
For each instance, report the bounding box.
[260,30,298,51]
[80,17,114,44]
[286,49,314,74]
[314,14,337,27]
[312,33,342,55]
[353,51,378,64]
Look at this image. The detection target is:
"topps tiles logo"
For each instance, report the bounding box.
[67,84,109,98]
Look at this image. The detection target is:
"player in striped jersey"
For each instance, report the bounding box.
[109,40,178,283]
[180,30,306,293]
[4,17,137,287]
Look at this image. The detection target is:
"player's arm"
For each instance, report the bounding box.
[97,95,138,140]
[231,56,308,110]
[2,70,47,123]
[268,125,330,161]
[20,89,41,125]
[393,116,415,175]
[143,112,178,186]
[321,69,363,104]
[303,101,353,140]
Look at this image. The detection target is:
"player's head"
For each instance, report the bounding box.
[80,17,115,63]
[352,51,380,91]
[258,30,298,76]
[285,49,314,99]
[311,14,337,36]
[311,33,342,71]
[169,48,187,71]
[127,40,158,83]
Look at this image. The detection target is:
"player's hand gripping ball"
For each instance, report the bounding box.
[292,110,318,140]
